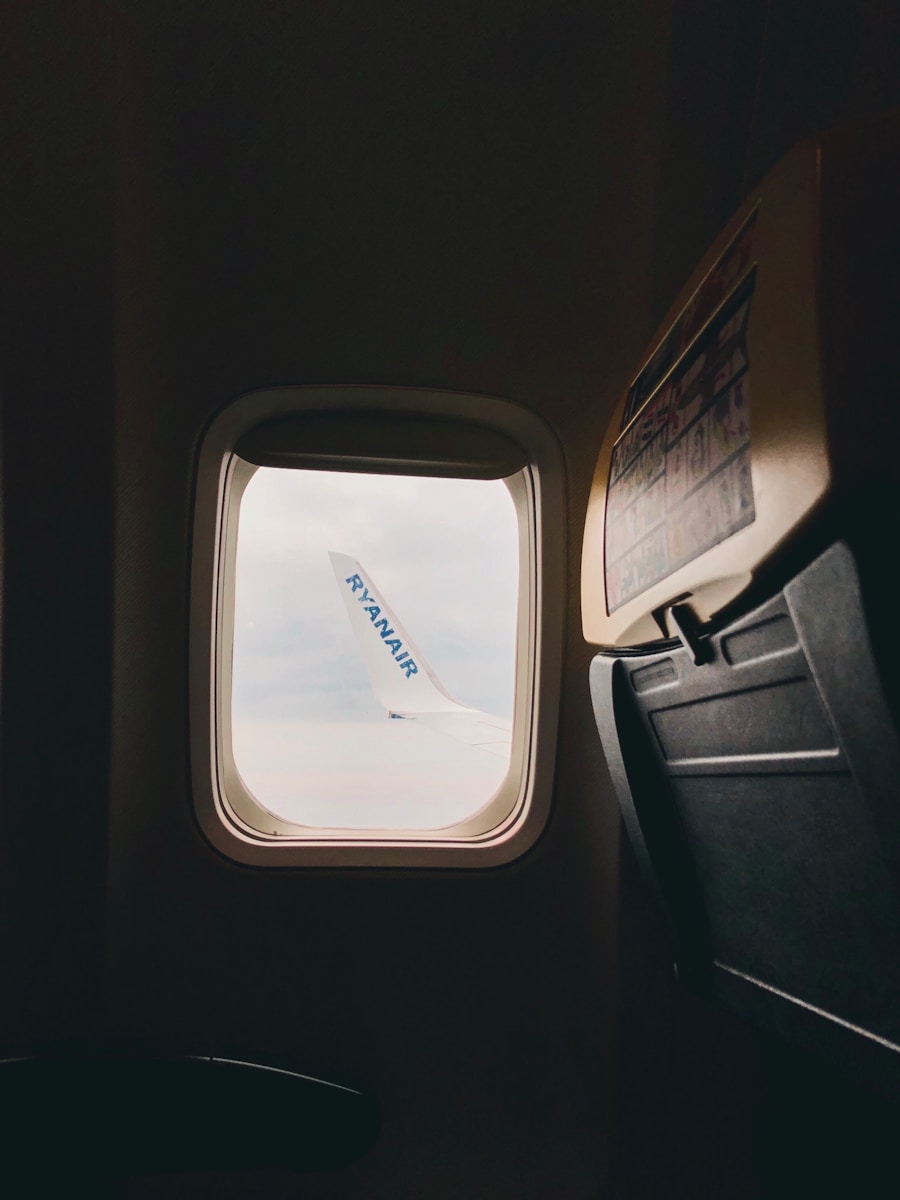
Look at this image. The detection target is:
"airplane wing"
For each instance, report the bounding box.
[329,552,512,758]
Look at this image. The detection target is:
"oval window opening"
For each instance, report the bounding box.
[231,468,519,831]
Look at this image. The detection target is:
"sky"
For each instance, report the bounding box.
[230,467,520,829]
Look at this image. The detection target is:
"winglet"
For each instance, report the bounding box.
[329,552,470,716]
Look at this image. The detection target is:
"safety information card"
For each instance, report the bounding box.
[605,268,756,613]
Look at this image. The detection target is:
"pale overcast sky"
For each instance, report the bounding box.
[230,467,520,829]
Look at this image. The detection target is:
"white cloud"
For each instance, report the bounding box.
[233,719,507,830]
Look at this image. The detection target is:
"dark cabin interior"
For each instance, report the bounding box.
[2,2,900,1196]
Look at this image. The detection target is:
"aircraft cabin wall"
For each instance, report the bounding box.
[2,2,900,1196]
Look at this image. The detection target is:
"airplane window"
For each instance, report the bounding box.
[191,387,563,866]
[230,468,519,830]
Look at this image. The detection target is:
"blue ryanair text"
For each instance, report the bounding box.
[345,573,419,678]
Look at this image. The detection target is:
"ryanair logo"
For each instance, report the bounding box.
[345,573,419,678]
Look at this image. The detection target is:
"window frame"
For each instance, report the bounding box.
[190,386,565,868]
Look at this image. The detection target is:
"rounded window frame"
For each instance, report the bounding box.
[190,386,565,868]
